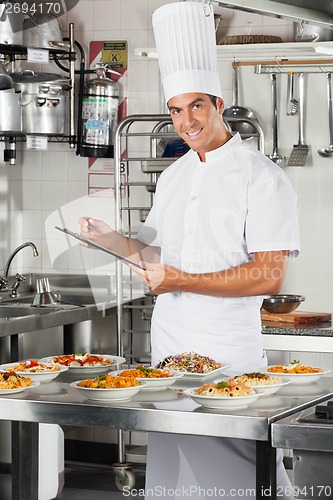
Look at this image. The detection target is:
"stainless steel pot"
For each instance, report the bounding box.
[0,2,23,45]
[0,89,22,133]
[0,61,13,90]
[22,13,62,49]
[11,70,71,135]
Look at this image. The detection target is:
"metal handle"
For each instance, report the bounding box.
[327,73,333,147]
[286,72,293,114]
[271,73,278,156]
[298,73,305,145]
[232,63,239,107]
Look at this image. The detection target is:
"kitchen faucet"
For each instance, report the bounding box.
[0,242,39,298]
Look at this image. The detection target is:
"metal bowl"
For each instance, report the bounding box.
[261,294,305,314]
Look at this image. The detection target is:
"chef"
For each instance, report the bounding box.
[79,2,299,498]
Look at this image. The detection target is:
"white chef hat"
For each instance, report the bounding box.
[152,1,223,103]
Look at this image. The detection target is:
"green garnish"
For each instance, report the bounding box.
[291,359,300,364]
[216,381,228,389]
[98,374,107,380]
[138,366,153,374]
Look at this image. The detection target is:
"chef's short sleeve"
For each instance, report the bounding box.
[246,169,300,258]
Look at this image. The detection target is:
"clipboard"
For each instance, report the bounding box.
[55,226,143,269]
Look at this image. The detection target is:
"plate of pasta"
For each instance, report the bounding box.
[0,371,40,394]
[218,372,291,396]
[265,363,331,385]
[155,352,229,381]
[0,360,68,383]
[40,354,126,373]
[70,374,146,401]
[113,366,184,390]
[183,380,262,410]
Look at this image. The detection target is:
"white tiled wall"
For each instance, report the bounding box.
[0,1,333,316]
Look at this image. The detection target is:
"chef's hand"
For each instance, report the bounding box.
[130,262,180,294]
[78,217,114,248]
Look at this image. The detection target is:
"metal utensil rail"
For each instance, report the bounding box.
[1,376,333,500]
[113,113,265,487]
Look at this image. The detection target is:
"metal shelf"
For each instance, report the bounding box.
[135,41,333,63]
[0,24,77,162]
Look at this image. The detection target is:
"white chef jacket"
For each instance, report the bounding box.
[137,133,299,499]
[137,133,299,370]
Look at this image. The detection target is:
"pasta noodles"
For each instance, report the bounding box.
[119,366,172,379]
[232,372,282,386]
[0,371,32,390]
[13,360,60,373]
[268,364,323,374]
[77,374,140,389]
[194,380,255,397]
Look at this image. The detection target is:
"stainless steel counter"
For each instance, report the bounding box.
[1,372,333,500]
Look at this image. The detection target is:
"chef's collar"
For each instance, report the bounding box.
[190,132,242,164]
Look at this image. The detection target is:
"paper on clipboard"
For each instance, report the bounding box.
[55,226,142,269]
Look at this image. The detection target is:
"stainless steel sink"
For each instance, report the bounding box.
[0,305,57,318]
[55,292,99,305]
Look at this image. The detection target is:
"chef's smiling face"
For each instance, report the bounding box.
[167,92,231,162]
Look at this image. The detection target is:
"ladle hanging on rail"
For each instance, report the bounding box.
[318,73,333,158]
[223,63,258,140]
[268,73,286,167]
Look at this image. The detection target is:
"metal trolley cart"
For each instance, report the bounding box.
[112,113,264,489]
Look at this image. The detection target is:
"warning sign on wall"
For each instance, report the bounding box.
[102,41,128,69]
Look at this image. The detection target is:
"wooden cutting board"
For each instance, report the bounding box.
[261,310,332,325]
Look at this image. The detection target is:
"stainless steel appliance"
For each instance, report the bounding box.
[272,397,333,499]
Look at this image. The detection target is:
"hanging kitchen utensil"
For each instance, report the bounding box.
[288,73,309,166]
[268,73,286,167]
[286,71,298,116]
[223,63,258,140]
[318,73,333,158]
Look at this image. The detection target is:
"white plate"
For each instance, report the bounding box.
[39,354,126,373]
[112,368,184,391]
[0,362,68,383]
[183,388,261,410]
[171,366,231,381]
[0,380,40,395]
[70,380,146,401]
[265,366,331,385]
[250,379,291,396]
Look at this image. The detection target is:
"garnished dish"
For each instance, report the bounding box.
[0,371,40,394]
[195,379,255,397]
[227,372,290,396]
[0,360,68,383]
[266,360,330,385]
[113,365,184,391]
[184,379,261,410]
[40,354,126,373]
[156,352,227,380]
[70,374,145,401]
